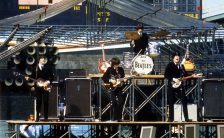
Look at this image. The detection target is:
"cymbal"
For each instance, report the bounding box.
[125,31,140,40]
[151,30,170,37]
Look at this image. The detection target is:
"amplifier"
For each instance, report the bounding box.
[202,79,224,118]
[174,104,197,122]
[65,78,92,118]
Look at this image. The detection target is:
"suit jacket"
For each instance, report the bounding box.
[31,64,54,82]
[164,62,188,83]
[130,32,148,54]
[102,66,125,83]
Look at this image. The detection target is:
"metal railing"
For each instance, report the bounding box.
[0,25,224,72]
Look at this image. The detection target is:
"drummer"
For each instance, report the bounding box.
[130,23,149,55]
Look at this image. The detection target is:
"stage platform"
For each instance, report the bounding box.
[7,120,224,138]
[7,120,224,125]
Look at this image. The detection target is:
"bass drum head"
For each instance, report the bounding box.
[132,55,154,75]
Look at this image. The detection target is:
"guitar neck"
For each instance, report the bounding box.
[186,44,189,58]
[28,77,37,82]
[16,72,37,82]
[117,76,133,81]
[101,44,106,62]
[182,75,193,80]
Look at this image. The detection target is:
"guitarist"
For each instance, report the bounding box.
[25,55,54,122]
[164,52,191,122]
[102,57,126,121]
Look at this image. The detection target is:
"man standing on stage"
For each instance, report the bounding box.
[164,52,192,122]
[26,56,54,122]
[102,57,126,121]
[130,23,149,55]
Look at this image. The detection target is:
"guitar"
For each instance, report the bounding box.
[181,44,196,72]
[98,43,110,74]
[172,73,203,88]
[13,72,51,92]
[103,76,134,91]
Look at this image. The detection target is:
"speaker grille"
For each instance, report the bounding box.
[203,79,224,118]
[65,78,91,118]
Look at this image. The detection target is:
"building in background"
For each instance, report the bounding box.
[202,0,224,24]
[150,0,201,19]
[0,0,138,25]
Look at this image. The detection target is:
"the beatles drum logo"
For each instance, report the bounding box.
[133,55,154,74]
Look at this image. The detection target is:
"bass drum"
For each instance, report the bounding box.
[147,44,160,57]
[132,55,154,75]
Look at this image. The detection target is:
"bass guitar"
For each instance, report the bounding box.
[98,43,110,74]
[172,73,202,88]
[13,72,51,92]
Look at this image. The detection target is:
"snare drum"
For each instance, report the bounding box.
[147,44,160,57]
[132,55,154,75]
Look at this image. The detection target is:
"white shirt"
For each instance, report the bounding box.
[38,64,44,70]
[20,125,41,138]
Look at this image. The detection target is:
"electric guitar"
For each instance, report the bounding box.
[98,43,110,74]
[181,44,196,72]
[13,72,51,92]
[172,73,203,88]
[103,76,134,91]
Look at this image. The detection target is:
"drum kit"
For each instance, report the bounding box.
[122,44,160,75]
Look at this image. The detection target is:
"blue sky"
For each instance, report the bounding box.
[202,0,224,18]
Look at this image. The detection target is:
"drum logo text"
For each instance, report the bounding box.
[134,62,152,70]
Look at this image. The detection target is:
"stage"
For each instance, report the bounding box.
[7,120,224,138]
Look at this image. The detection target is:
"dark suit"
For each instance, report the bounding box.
[130,33,148,54]
[164,62,189,121]
[102,67,125,121]
[32,64,54,121]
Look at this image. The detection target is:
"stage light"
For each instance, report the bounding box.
[26,56,35,65]
[13,55,21,64]
[15,77,24,86]
[15,51,20,56]
[27,80,35,87]
[25,66,33,75]
[38,47,46,55]
[48,55,60,64]
[4,78,13,86]
[26,47,36,55]
[48,47,58,55]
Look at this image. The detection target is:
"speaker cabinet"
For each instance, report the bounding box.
[217,125,224,138]
[174,104,197,122]
[202,79,224,118]
[184,124,199,138]
[39,85,58,119]
[65,78,92,118]
[140,126,156,138]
